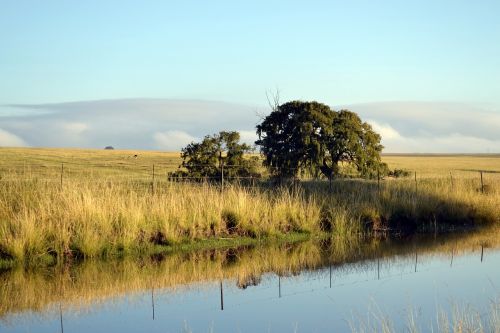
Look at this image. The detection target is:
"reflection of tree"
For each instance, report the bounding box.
[236,274,262,289]
[0,227,498,318]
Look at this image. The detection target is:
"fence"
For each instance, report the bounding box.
[0,160,499,195]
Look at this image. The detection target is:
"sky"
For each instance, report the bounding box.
[1,0,499,152]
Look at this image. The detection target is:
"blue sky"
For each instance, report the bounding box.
[1,1,499,152]
[2,0,500,105]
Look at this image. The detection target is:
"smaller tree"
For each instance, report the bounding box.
[170,131,260,181]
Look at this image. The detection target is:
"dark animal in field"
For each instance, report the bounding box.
[479,184,493,194]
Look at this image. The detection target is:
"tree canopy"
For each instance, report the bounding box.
[256,101,387,179]
[170,131,260,180]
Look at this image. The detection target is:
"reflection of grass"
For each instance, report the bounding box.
[350,299,500,333]
[1,227,499,319]
[0,148,499,265]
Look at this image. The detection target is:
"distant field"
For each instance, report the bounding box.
[0,148,499,181]
[0,147,182,181]
[382,153,500,178]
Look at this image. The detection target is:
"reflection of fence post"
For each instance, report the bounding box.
[220,280,224,311]
[60,163,64,190]
[329,264,332,288]
[278,275,281,298]
[480,171,484,193]
[151,287,155,320]
[59,302,64,333]
[450,247,454,267]
[377,257,380,280]
[414,249,418,272]
[481,244,484,262]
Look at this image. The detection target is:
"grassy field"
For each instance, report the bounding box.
[0,147,499,266]
[1,147,499,179]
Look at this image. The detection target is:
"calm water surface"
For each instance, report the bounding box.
[1,229,499,332]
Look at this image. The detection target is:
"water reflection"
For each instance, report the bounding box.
[1,227,500,332]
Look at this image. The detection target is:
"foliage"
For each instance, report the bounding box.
[170,131,260,180]
[388,168,412,178]
[256,101,332,178]
[256,101,387,179]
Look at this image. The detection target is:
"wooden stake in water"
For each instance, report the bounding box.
[59,302,64,333]
[377,257,380,280]
[481,244,484,262]
[329,264,332,288]
[414,250,418,272]
[220,280,224,311]
[450,248,454,267]
[278,275,281,298]
[151,287,155,320]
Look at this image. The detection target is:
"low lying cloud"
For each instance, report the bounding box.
[0,128,28,147]
[346,102,500,153]
[238,130,258,148]
[1,99,499,153]
[367,120,401,140]
[62,122,88,134]
[153,131,198,151]
[0,99,261,150]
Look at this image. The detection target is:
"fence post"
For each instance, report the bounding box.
[219,151,224,193]
[414,171,417,194]
[480,171,484,193]
[329,171,333,192]
[151,164,155,194]
[377,169,381,196]
[450,171,453,189]
[60,163,64,190]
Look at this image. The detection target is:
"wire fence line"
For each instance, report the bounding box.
[0,161,499,194]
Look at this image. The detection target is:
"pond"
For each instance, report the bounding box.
[1,228,500,332]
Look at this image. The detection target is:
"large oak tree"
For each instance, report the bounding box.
[256,101,386,179]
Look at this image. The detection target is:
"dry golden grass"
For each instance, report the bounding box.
[0,148,499,265]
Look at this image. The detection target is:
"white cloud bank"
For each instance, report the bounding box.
[368,119,500,153]
[153,131,198,151]
[346,102,500,153]
[0,128,28,147]
[1,99,499,153]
